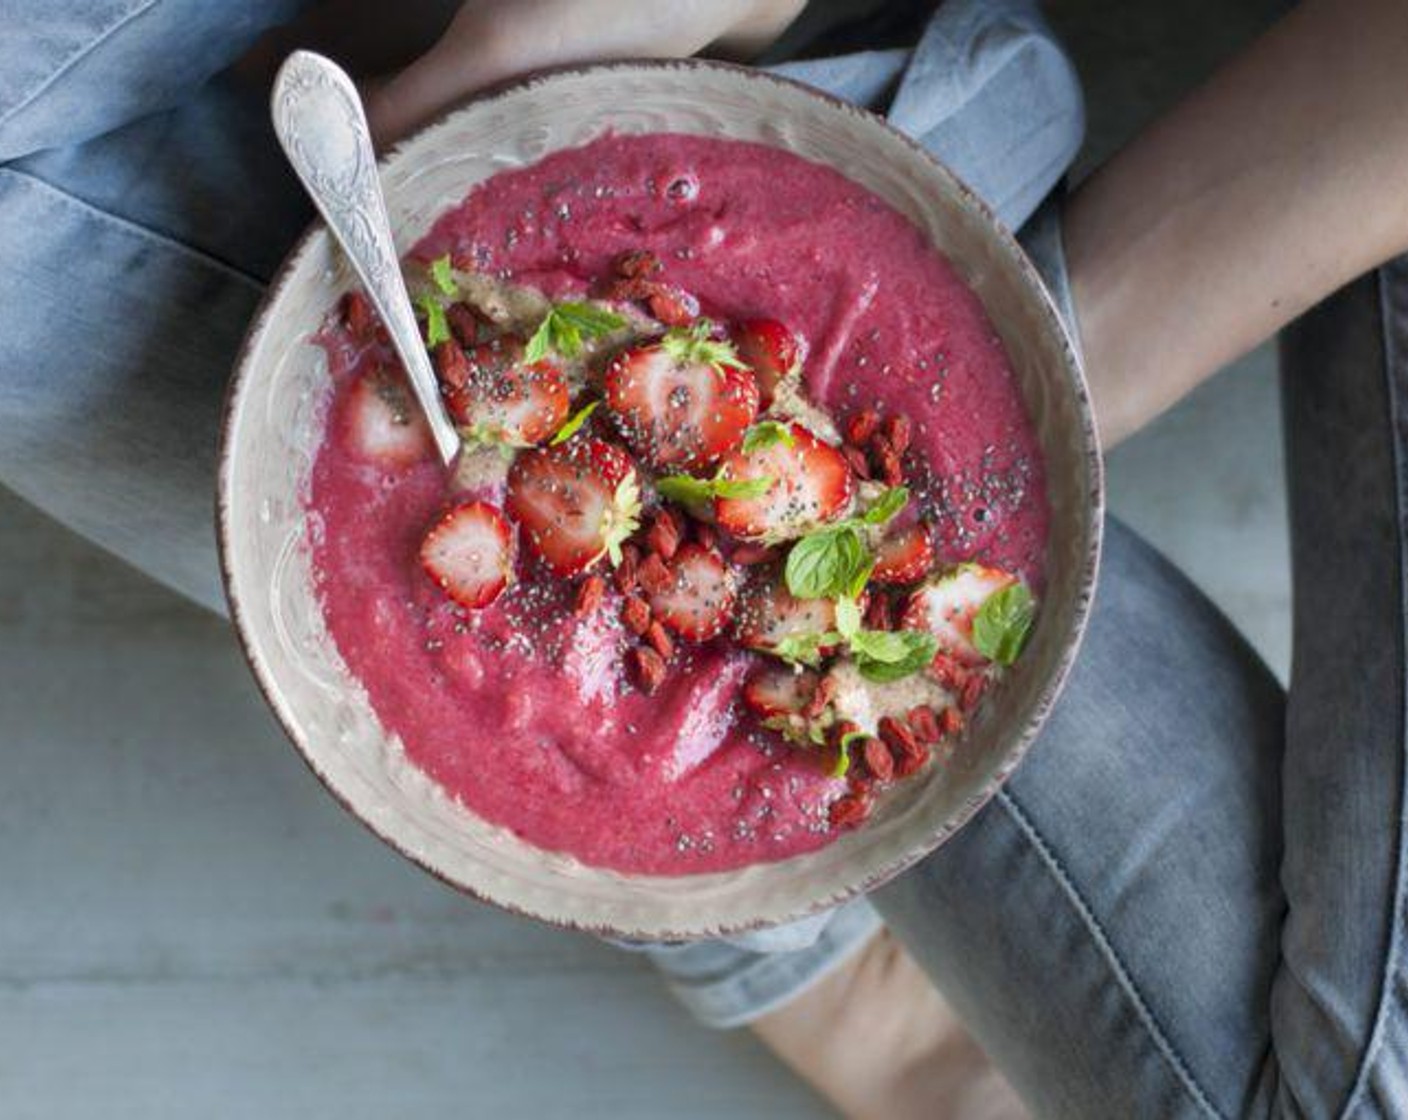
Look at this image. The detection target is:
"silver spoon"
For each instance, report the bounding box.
[271,50,460,465]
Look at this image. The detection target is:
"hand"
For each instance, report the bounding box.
[363,0,806,147]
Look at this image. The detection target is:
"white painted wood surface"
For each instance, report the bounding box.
[0,494,830,1119]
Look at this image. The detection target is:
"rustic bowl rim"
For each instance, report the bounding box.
[217,57,1104,939]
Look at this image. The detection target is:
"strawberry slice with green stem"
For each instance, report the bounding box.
[900,564,1035,666]
[603,322,759,471]
[506,438,641,577]
[713,421,856,543]
[419,500,515,610]
[741,662,829,743]
[434,334,569,447]
[734,570,847,664]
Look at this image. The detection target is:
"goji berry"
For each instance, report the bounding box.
[862,738,895,782]
[646,510,681,562]
[845,408,880,446]
[638,552,672,595]
[829,792,873,828]
[907,705,941,745]
[841,444,872,481]
[629,646,667,694]
[883,413,912,455]
[574,575,606,616]
[615,249,662,278]
[645,620,675,660]
[613,544,641,594]
[620,595,651,636]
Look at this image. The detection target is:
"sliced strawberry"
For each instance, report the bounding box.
[900,564,1018,665]
[506,439,641,577]
[419,501,514,610]
[603,327,759,470]
[741,662,821,731]
[647,542,737,641]
[436,334,569,447]
[734,571,843,657]
[732,318,802,410]
[339,365,433,468]
[713,422,856,542]
[871,522,935,585]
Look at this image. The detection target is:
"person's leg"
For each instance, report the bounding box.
[1271,259,1408,1115]
[0,76,309,610]
[0,0,308,162]
[863,257,1408,1118]
[0,2,318,609]
[876,517,1286,1119]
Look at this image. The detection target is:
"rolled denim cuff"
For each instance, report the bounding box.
[632,897,883,1029]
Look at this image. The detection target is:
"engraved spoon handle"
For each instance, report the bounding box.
[271,50,459,465]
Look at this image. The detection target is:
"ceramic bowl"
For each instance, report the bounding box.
[219,59,1102,940]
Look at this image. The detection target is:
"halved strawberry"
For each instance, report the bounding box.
[732,318,802,410]
[647,543,738,641]
[900,564,1018,665]
[734,571,843,658]
[339,365,433,468]
[871,522,935,585]
[419,501,514,609]
[603,326,759,471]
[713,422,856,542]
[741,662,826,741]
[742,662,818,720]
[435,334,569,447]
[506,439,641,577]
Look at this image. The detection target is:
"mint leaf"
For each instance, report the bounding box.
[428,254,458,297]
[657,473,774,505]
[770,630,840,667]
[549,401,599,446]
[845,557,875,600]
[553,300,627,339]
[971,582,1035,665]
[742,421,795,454]
[849,628,921,663]
[523,317,556,364]
[854,630,939,682]
[655,474,714,506]
[785,526,868,600]
[418,295,450,347]
[833,595,862,639]
[860,486,909,525]
[525,301,626,362]
[713,476,775,500]
[833,728,872,778]
[660,322,748,371]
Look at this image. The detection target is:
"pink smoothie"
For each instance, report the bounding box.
[307,133,1048,874]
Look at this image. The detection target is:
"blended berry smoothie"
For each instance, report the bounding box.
[306,132,1048,874]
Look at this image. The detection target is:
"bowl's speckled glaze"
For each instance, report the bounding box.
[218,60,1103,940]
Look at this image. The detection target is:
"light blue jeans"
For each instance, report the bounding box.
[3,2,1407,1117]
